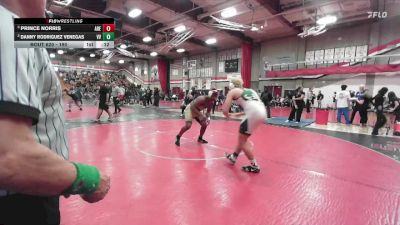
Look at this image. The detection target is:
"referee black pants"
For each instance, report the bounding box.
[0,194,60,225]
[288,104,304,122]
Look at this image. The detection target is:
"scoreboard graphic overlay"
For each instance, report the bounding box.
[14,18,114,48]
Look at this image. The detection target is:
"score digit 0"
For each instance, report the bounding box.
[102,24,115,32]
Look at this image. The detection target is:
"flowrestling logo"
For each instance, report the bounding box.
[367,11,388,19]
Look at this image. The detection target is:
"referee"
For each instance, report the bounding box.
[0,1,110,224]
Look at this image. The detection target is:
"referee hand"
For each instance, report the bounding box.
[81,172,111,203]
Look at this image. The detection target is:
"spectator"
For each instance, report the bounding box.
[336,85,351,124]
[372,87,388,135]
[305,88,313,113]
[317,91,324,108]
[146,87,153,105]
[260,87,273,118]
[153,88,160,107]
[111,82,122,114]
[388,92,400,123]
[286,87,305,123]
[332,92,337,109]
[350,85,368,126]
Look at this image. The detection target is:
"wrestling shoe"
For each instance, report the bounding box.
[225,153,237,164]
[242,164,261,173]
[197,137,208,144]
[175,135,181,146]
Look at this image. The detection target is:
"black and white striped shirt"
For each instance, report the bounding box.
[0,5,69,196]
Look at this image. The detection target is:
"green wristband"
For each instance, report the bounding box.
[63,163,101,195]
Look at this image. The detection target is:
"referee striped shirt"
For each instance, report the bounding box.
[0,5,69,196]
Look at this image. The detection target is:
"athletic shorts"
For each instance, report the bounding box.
[239,117,264,135]
[98,102,109,110]
[184,104,202,123]
[239,104,266,135]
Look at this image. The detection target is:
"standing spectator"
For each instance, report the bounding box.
[190,87,199,99]
[388,92,400,123]
[350,85,368,126]
[0,2,110,224]
[332,92,337,109]
[146,87,153,105]
[111,83,122,114]
[317,91,324,108]
[287,87,305,123]
[125,88,131,104]
[371,87,388,135]
[119,85,126,103]
[95,81,113,122]
[153,88,160,107]
[139,87,147,108]
[305,88,313,113]
[218,90,225,105]
[64,86,83,112]
[260,87,273,118]
[336,85,351,124]
[311,91,316,107]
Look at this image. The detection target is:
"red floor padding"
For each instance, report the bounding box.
[64,106,134,120]
[62,120,400,225]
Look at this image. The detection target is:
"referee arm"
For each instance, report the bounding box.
[0,114,76,196]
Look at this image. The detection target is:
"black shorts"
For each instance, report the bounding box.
[99,102,109,110]
[239,119,251,136]
[0,194,60,225]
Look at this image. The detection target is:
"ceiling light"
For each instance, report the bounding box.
[251,26,259,31]
[176,48,185,53]
[79,57,85,62]
[120,44,127,49]
[143,36,152,42]
[57,50,64,55]
[128,8,142,18]
[205,38,217,45]
[118,59,125,64]
[49,53,55,58]
[221,7,237,18]
[90,53,95,57]
[317,15,337,25]
[150,52,158,57]
[103,49,110,54]
[105,59,110,64]
[174,25,186,33]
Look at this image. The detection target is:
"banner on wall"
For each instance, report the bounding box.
[314,50,324,65]
[324,49,334,64]
[356,45,368,62]
[191,79,196,88]
[150,64,158,81]
[206,78,211,89]
[345,46,356,62]
[334,47,345,63]
[218,61,224,73]
[305,51,315,65]
[172,69,179,76]
[197,78,202,89]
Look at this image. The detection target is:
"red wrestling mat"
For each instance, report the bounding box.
[64,105,134,120]
[62,120,400,225]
